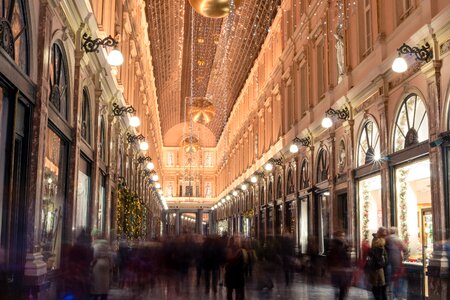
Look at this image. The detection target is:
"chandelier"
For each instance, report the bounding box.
[181,136,201,153]
[188,97,216,125]
[188,0,241,18]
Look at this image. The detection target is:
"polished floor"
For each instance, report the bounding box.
[108,269,372,300]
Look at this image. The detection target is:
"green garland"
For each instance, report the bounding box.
[117,183,146,240]
[398,169,410,254]
[361,181,370,241]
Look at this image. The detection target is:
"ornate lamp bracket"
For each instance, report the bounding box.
[325,106,350,121]
[112,102,136,116]
[127,132,144,144]
[81,32,119,53]
[397,42,433,62]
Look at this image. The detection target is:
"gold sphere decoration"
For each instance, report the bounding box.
[188,0,241,18]
[181,136,201,153]
[189,97,216,125]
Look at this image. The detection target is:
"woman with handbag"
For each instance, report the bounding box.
[367,227,388,300]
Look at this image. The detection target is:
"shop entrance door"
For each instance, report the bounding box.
[298,196,309,254]
[0,86,30,289]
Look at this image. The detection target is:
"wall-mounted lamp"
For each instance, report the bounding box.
[137,156,151,164]
[392,42,433,73]
[82,33,124,66]
[127,132,144,144]
[290,136,312,153]
[322,107,350,129]
[241,183,248,191]
[112,103,140,128]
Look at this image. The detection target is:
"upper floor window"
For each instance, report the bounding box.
[358,0,372,58]
[299,159,310,190]
[81,88,91,144]
[99,116,106,161]
[276,175,282,199]
[396,0,414,23]
[358,120,380,167]
[286,168,295,195]
[393,93,428,152]
[0,0,30,74]
[317,148,329,183]
[49,43,69,120]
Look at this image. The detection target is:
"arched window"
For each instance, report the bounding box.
[99,116,106,161]
[260,186,265,205]
[393,93,429,152]
[0,0,30,74]
[286,168,295,195]
[276,175,282,199]
[81,88,91,144]
[317,148,329,183]
[299,159,310,190]
[49,43,69,120]
[358,120,380,166]
[268,181,273,203]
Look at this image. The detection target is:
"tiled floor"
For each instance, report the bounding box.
[109,270,373,300]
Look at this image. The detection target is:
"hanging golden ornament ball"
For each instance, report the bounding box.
[189,97,216,125]
[188,0,241,18]
[181,136,201,153]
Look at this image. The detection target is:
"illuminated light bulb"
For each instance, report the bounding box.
[264,162,273,171]
[323,191,330,196]
[289,144,299,153]
[241,184,247,191]
[221,198,226,203]
[140,141,149,151]
[211,206,215,210]
[155,182,161,189]
[250,176,257,183]
[146,161,155,170]
[232,191,238,196]
[226,195,231,200]
[129,116,141,127]
[152,174,159,182]
[321,116,333,129]
[392,56,408,73]
[158,190,163,195]
[107,48,124,66]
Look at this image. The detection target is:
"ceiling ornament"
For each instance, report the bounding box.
[188,0,241,18]
[181,136,201,153]
[189,97,216,124]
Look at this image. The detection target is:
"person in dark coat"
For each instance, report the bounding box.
[368,227,388,300]
[203,236,221,294]
[225,235,245,300]
[327,230,352,300]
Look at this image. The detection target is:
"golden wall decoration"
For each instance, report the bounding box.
[189,97,216,125]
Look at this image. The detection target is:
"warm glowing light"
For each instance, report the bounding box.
[264,162,273,171]
[323,191,330,196]
[146,161,155,170]
[155,182,161,189]
[140,141,149,151]
[47,178,53,184]
[321,116,333,129]
[392,56,408,73]
[373,153,381,161]
[289,144,299,153]
[211,206,215,210]
[158,190,164,195]
[129,116,141,127]
[152,174,159,182]
[226,195,231,200]
[241,184,247,191]
[250,176,257,183]
[221,198,226,203]
[232,191,238,196]
[107,48,124,66]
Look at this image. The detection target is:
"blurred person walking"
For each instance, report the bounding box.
[90,237,112,300]
[225,235,245,300]
[327,231,352,300]
[366,227,388,300]
[385,227,407,300]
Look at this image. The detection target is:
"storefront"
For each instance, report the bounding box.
[297,158,310,254]
[390,93,430,298]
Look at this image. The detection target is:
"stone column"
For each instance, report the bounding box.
[23,1,52,293]
[175,210,181,235]
[196,209,203,235]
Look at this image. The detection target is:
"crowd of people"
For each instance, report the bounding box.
[59,227,411,300]
[327,227,408,300]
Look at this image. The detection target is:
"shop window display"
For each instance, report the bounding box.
[359,175,382,242]
[76,157,91,230]
[41,128,66,270]
[395,159,432,264]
